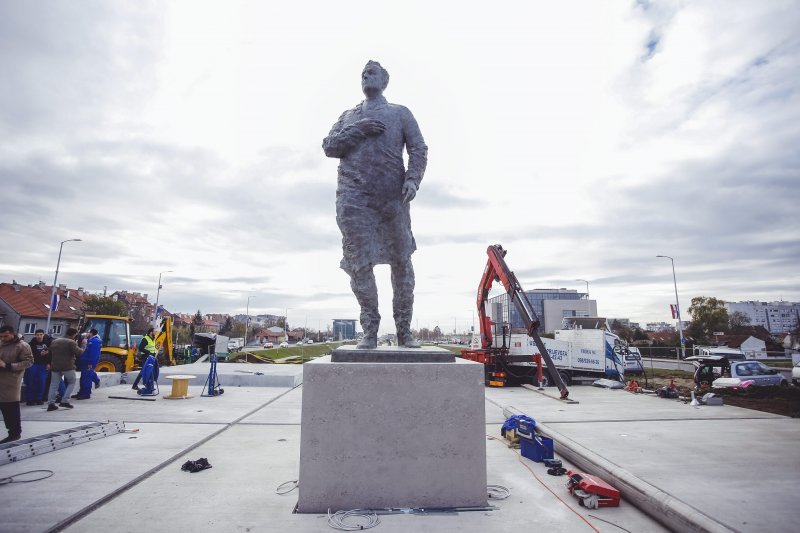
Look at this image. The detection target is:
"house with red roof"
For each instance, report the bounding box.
[0,281,89,340]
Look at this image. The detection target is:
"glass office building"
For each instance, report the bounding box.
[332,319,357,341]
[488,289,589,333]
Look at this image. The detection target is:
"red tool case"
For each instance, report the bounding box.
[566,470,621,509]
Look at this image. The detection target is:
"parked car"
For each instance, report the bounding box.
[279,341,289,348]
[726,361,787,387]
[263,342,274,349]
[307,339,314,344]
[791,361,799,386]
[687,356,787,388]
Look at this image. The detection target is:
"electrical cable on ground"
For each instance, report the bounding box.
[487,484,511,500]
[327,508,380,531]
[275,479,299,495]
[0,470,54,485]
[588,514,633,533]
[486,435,600,533]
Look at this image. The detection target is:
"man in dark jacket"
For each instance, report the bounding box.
[0,325,33,443]
[47,328,82,411]
[24,329,50,405]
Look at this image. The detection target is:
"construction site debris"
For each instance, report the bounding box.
[592,378,624,389]
[180,457,212,473]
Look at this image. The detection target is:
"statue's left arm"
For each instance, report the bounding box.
[402,108,428,193]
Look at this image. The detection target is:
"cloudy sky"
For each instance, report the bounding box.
[1,0,798,334]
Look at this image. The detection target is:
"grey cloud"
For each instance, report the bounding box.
[0,2,162,135]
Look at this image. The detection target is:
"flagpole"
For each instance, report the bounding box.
[657,255,685,359]
[46,238,81,336]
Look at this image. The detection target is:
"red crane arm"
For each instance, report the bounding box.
[474,244,570,399]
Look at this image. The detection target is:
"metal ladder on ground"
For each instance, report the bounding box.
[0,421,127,466]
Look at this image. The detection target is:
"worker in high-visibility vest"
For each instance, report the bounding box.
[132,328,157,391]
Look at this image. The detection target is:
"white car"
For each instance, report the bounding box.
[792,361,800,386]
[263,342,274,349]
[307,339,314,344]
[279,342,289,348]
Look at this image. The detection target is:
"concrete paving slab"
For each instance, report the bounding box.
[240,386,303,425]
[0,421,223,533]
[486,386,786,423]
[9,380,788,533]
[64,424,666,533]
[21,384,294,425]
[157,360,304,387]
[486,385,798,532]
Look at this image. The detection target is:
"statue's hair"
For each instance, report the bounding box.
[365,60,390,89]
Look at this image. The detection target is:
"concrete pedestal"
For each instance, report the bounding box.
[297,353,487,513]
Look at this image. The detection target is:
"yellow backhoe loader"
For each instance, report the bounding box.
[79,315,175,373]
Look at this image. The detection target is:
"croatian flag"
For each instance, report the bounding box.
[670,304,678,319]
[52,292,60,311]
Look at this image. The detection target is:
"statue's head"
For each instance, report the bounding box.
[362,60,389,97]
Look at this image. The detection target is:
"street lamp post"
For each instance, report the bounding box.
[152,270,174,328]
[245,295,256,349]
[656,255,685,359]
[576,279,590,317]
[46,239,82,335]
[284,308,289,344]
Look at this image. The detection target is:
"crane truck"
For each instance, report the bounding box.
[460,244,570,399]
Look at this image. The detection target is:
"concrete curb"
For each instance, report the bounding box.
[537,422,736,533]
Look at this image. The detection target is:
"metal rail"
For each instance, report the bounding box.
[0,421,127,465]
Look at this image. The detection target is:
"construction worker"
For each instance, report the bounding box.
[73,329,101,400]
[136,353,159,396]
[132,328,157,391]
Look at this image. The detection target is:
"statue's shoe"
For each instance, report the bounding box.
[356,336,377,349]
[398,336,421,348]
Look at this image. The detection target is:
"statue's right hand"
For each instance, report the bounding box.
[354,118,386,136]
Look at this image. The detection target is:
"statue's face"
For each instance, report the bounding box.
[361,64,385,97]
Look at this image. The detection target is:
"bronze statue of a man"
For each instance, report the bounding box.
[323,60,428,349]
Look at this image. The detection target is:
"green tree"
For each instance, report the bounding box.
[632,328,649,342]
[727,311,751,333]
[230,322,246,339]
[611,320,634,343]
[219,316,234,335]
[687,296,728,344]
[129,305,151,335]
[190,309,203,339]
[83,295,128,316]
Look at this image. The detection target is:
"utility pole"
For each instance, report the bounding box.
[46,239,81,335]
[656,255,685,359]
[152,270,173,328]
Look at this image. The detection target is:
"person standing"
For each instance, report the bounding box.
[73,328,101,400]
[0,325,33,443]
[46,327,82,411]
[24,329,50,405]
[132,328,157,391]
